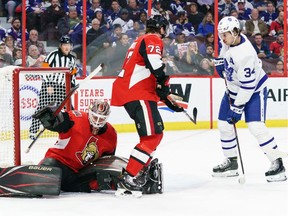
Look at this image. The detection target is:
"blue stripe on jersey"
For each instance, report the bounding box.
[255,74,268,91]
[260,137,274,147]
[240,86,255,90]
[222,144,237,150]
[240,79,255,84]
[221,137,236,142]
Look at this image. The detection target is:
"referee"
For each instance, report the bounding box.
[29,35,77,140]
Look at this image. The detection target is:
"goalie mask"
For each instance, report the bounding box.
[88,100,111,128]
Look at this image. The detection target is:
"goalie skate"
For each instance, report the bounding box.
[265,158,287,182]
[212,157,239,177]
[143,159,163,194]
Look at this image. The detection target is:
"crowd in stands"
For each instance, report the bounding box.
[0,0,286,76]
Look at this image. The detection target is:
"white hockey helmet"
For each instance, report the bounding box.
[218,16,240,34]
[88,100,111,128]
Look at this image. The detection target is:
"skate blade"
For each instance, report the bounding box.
[212,170,239,178]
[115,188,142,198]
[266,172,287,182]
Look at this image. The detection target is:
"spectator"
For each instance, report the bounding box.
[196,0,214,14]
[0,42,14,66]
[6,17,29,45]
[137,10,147,30]
[87,0,103,23]
[86,18,105,46]
[202,44,215,62]
[250,0,267,12]
[26,45,46,67]
[172,32,189,61]
[275,2,284,13]
[0,23,6,41]
[197,12,214,37]
[270,60,284,76]
[218,0,236,19]
[126,0,142,21]
[252,33,271,59]
[12,46,22,63]
[245,8,268,37]
[235,0,253,10]
[187,2,205,34]
[230,10,246,33]
[236,0,252,20]
[260,1,278,27]
[4,35,15,57]
[269,30,284,59]
[107,23,123,44]
[173,11,195,38]
[112,8,134,33]
[40,0,65,41]
[181,41,203,74]
[57,6,83,45]
[199,58,214,75]
[268,11,284,36]
[26,0,47,32]
[109,33,130,74]
[199,32,214,56]
[151,0,165,16]
[93,8,110,32]
[26,29,46,55]
[63,0,82,15]
[169,0,187,15]
[126,21,141,41]
[106,0,122,27]
[4,0,21,23]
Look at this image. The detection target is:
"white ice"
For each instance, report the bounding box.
[1,128,288,216]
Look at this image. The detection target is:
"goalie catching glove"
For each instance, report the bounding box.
[156,75,184,112]
[32,102,71,132]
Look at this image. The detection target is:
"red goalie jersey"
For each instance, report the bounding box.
[111,34,164,106]
[42,110,117,172]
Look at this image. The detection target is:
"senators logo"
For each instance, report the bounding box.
[76,137,99,165]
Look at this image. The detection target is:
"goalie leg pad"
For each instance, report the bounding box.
[142,158,163,194]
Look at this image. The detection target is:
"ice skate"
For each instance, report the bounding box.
[142,158,163,194]
[212,157,239,177]
[115,170,145,198]
[265,158,287,182]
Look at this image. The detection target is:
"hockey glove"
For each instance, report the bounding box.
[32,102,64,131]
[213,58,225,78]
[164,96,184,112]
[227,104,244,124]
[156,75,170,100]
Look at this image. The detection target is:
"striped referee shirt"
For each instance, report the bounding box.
[42,48,77,87]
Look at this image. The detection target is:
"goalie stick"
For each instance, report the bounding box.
[25,64,104,153]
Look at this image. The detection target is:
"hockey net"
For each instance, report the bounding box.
[0,66,71,167]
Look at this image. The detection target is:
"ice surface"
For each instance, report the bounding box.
[1,128,287,216]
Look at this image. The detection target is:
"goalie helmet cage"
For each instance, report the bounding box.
[0,67,71,167]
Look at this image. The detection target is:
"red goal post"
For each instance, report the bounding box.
[0,66,71,167]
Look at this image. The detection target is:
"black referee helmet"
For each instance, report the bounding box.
[59,35,73,44]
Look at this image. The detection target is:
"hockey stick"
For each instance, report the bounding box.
[25,64,104,153]
[183,108,197,125]
[223,75,246,184]
[167,94,197,124]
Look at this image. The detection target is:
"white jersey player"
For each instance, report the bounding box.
[212,16,286,182]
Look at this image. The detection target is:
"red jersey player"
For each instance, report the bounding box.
[111,15,183,197]
[35,99,117,192]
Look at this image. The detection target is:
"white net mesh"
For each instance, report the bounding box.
[0,66,70,167]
